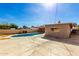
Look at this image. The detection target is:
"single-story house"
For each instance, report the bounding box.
[45,23,76,38]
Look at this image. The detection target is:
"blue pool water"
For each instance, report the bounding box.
[11,32,42,37]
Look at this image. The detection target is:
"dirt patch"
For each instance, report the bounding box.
[0,34,13,36]
[0,38,10,40]
[0,34,12,40]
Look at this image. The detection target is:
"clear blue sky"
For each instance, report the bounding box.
[0,3,79,27]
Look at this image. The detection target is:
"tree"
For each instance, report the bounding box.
[58,20,61,24]
[23,25,28,29]
[31,26,35,28]
[10,23,18,29]
[0,23,18,29]
[0,24,10,29]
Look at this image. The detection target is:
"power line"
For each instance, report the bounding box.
[54,0,58,24]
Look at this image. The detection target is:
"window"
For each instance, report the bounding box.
[51,28,54,31]
[51,28,60,32]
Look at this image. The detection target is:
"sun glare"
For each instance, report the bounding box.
[41,2,56,8]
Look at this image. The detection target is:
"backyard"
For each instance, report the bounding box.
[0,34,79,56]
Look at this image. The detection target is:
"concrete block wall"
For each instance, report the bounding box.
[0,28,38,34]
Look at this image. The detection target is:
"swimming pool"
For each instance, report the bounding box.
[11,32,42,37]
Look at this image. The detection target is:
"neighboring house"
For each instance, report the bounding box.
[45,23,76,38]
[10,28,16,30]
[30,26,45,33]
[38,26,45,33]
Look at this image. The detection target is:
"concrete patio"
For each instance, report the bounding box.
[0,34,79,56]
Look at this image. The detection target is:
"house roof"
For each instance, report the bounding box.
[45,23,77,26]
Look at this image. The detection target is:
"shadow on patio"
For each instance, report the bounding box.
[42,34,79,46]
